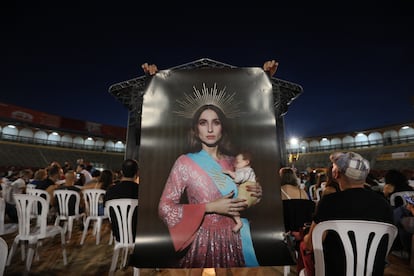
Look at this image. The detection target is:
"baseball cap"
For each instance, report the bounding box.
[404,194,414,205]
[330,152,370,181]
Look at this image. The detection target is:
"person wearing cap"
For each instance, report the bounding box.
[392,194,414,259]
[299,151,393,276]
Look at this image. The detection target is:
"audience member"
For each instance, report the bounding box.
[63,161,73,173]
[29,168,47,187]
[54,170,85,215]
[12,168,33,193]
[75,164,93,186]
[104,159,139,242]
[303,169,317,197]
[280,167,309,200]
[84,169,101,187]
[383,169,413,207]
[321,165,340,197]
[392,194,414,259]
[300,152,393,276]
[280,167,314,273]
[37,164,62,206]
[4,168,33,222]
[83,169,113,215]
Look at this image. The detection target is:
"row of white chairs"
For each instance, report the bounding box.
[2,187,138,275]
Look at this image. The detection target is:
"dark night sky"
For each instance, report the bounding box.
[1,2,413,140]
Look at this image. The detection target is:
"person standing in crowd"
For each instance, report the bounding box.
[300,152,393,276]
[104,159,139,242]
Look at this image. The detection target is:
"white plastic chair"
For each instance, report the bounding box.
[25,188,50,205]
[6,194,67,273]
[80,189,109,245]
[0,236,8,275]
[303,220,397,276]
[25,184,36,190]
[106,198,138,274]
[308,185,322,202]
[26,188,51,226]
[0,197,18,235]
[390,191,414,207]
[1,182,13,205]
[54,189,85,242]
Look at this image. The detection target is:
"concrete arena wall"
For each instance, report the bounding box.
[0,141,124,171]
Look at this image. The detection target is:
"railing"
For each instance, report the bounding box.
[0,134,125,153]
[286,135,414,155]
[2,132,413,156]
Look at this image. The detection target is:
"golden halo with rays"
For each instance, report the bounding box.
[173,83,241,118]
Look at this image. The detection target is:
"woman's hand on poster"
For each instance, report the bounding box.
[246,181,263,204]
[141,63,158,75]
[205,191,247,216]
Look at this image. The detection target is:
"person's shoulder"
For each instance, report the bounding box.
[106,182,118,191]
[11,178,24,186]
[71,186,81,192]
[317,189,341,206]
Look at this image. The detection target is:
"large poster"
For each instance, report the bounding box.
[130,68,293,268]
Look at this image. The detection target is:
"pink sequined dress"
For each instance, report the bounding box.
[158,150,258,267]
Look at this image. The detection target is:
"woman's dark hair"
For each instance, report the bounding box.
[385,169,412,192]
[188,104,234,155]
[280,167,298,186]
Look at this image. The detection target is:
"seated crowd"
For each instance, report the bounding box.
[0,158,140,246]
[1,152,413,274]
[281,152,414,275]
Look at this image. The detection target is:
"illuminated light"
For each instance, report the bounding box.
[290,137,298,145]
[86,137,93,140]
[356,133,364,136]
[7,125,16,128]
[51,132,59,135]
[322,137,328,141]
[402,126,409,129]
[202,268,216,276]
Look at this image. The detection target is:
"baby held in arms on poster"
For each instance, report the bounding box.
[223,151,258,232]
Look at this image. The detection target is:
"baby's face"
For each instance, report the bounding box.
[234,154,249,169]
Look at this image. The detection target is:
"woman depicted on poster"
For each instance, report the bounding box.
[158,97,264,268]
